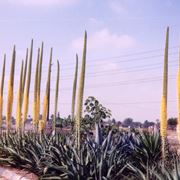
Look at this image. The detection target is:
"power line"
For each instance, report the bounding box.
[2,75,177,96]
[32,99,176,107]
[60,45,179,67]
[61,52,178,70]
[3,46,179,74]
[59,63,178,80]
[11,58,179,81]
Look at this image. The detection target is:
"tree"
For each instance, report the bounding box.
[143,120,155,128]
[122,118,133,127]
[132,121,142,128]
[168,117,177,126]
[83,96,112,129]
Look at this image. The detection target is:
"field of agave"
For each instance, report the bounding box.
[0,130,179,179]
[0,27,180,179]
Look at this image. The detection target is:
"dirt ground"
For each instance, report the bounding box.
[167,130,180,153]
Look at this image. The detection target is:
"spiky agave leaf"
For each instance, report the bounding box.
[53,60,60,132]
[16,61,24,132]
[0,55,6,129]
[33,48,40,131]
[22,40,33,130]
[95,122,103,145]
[71,54,78,123]
[6,46,16,132]
[160,27,169,160]
[75,31,87,151]
[41,48,52,131]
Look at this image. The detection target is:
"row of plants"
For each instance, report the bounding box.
[0,129,178,179]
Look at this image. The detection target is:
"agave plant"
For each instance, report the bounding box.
[0,132,48,175]
[155,158,180,180]
[129,131,162,175]
[128,158,180,180]
[42,131,128,180]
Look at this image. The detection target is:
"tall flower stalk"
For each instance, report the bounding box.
[37,42,43,122]
[6,46,16,132]
[177,46,180,143]
[160,27,169,160]
[41,48,52,131]
[22,48,28,104]
[53,60,60,132]
[72,54,78,124]
[0,55,6,130]
[33,48,40,131]
[75,31,87,151]
[16,61,24,133]
[22,40,33,131]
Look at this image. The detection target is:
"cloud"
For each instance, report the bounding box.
[7,0,78,6]
[108,0,127,14]
[89,18,102,24]
[72,28,136,52]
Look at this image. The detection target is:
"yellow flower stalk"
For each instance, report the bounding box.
[22,48,28,101]
[33,48,40,131]
[39,120,44,134]
[16,61,24,132]
[75,31,87,151]
[177,47,180,143]
[71,54,78,123]
[37,42,43,122]
[41,48,52,131]
[22,40,33,130]
[160,27,169,160]
[6,46,16,132]
[53,60,60,132]
[0,55,6,129]
[160,96,167,137]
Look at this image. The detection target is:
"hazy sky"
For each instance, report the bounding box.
[0,0,180,122]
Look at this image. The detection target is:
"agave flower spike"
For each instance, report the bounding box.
[22,40,33,131]
[6,46,16,132]
[75,31,87,151]
[160,27,169,160]
[37,42,43,123]
[53,60,60,133]
[72,54,78,126]
[0,55,6,130]
[16,60,24,133]
[22,48,28,105]
[41,48,52,131]
[33,48,40,132]
[177,45,180,143]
